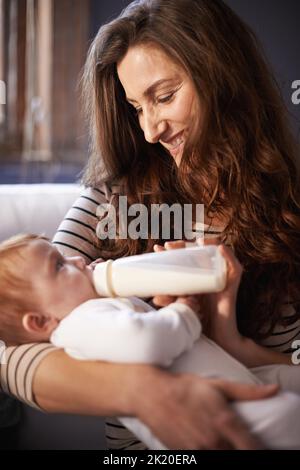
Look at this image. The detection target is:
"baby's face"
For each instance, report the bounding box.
[22,240,98,320]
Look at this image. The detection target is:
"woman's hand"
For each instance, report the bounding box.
[152,240,244,349]
[33,350,278,450]
[152,238,221,308]
[206,244,243,349]
[152,240,216,326]
[206,246,293,366]
[135,368,278,449]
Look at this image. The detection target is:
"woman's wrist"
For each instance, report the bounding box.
[214,335,292,367]
[209,316,242,351]
[209,326,253,366]
[233,337,292,367]
[221,335,249,362]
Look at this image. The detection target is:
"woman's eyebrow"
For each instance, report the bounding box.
[126,77,178,104]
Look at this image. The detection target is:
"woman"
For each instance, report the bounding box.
[79,0,300,352]
[0,0,298,450]
[55,0,300,448]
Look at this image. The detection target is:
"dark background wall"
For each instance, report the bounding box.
[226,0,300,141]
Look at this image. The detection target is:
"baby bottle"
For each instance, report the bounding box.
[93,245,227,298]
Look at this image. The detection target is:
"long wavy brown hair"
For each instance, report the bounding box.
[81,0,300,341]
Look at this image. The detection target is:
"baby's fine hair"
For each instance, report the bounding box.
[0,233,48,345]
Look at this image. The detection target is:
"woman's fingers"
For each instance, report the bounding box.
[152,242,185,305]
[154,240,185,252]
[218,244,241,269]
[215,409,262,450]
[197,236,221,246]
[153,244,165,252]
[208,380,278,449]
[212,379,278,402]
[152,295,177,307]
[145,374,264,450]
[217,245,243,283]
[164,240,186,250]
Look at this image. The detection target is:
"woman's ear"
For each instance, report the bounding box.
[22,312,58,336]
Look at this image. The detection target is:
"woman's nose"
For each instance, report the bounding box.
[142,109,167,144]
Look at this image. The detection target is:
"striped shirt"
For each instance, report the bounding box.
[1,183,299,448]
[0,343,57,408]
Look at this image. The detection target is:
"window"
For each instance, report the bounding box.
[0,0,90,183]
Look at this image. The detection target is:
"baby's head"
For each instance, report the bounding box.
[0,234,97,346]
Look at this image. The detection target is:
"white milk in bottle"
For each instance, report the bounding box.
[93,245,227,298]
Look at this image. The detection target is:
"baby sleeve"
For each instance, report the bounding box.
[50,298,201,367]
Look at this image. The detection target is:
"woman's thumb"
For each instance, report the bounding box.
[214,380,279,401]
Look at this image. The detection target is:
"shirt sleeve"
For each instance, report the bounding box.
[0,343,57,410]
[50,298,202,367]
[52,185,111,262]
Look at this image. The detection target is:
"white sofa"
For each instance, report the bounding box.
[0,183,106,449]
[0,184,81,241]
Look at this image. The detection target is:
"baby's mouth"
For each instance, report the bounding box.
[86,265,95,283]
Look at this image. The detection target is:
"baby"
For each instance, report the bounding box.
[0,233,300,450]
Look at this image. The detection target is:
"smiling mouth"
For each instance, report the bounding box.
[162,131,185,153]
[170,137,184,150]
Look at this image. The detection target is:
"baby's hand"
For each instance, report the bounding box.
[175,295,211,328]
[176,295,203,315]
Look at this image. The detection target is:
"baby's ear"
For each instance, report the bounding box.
[22,312,58,335]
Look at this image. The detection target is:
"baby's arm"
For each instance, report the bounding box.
[51,297,201,367]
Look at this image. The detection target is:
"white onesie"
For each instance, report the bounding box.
[51,296,300,450]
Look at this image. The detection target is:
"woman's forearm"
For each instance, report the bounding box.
[33,349,163,416]
[30,347,278,449]
[227,337,292,368]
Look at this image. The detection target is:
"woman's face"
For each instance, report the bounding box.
[117,43,202,166]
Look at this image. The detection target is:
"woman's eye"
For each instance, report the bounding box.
[133,92,175,116]
[157,92,175,104]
